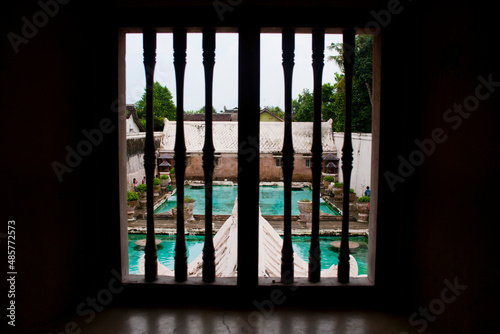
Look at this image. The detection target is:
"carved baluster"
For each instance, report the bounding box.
[202,28,216,283]
[173,28,188,282]
[143,28,158,282]
[338,28,355,284]
[281,29,295,284]
[308,29,324,283]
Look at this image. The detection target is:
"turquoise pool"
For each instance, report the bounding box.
[128,234,367,275]
[155,185,339,216]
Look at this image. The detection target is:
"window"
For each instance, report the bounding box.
[119,27,378,287]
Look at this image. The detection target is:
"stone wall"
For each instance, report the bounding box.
[182,153,314,182]
[214,155,238,181]
[126,133,163,186]
[333,132,372,197]
[185,155,240,181]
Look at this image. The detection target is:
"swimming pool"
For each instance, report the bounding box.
[128,234,367,275]
[155,185,339,216]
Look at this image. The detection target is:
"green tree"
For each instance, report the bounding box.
[327,35,373,133]
[197,106,217,114]
[135,82,176,131]
[322,81,345,131]
[292,89,314,121]
[264,106,284,119]
[292,85,341,125]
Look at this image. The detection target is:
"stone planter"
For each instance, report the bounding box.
[356,202,370,222]
[349,192,356,202]
[138,193,147,208]
[304,212,312,228]
[172,207,189,220]
[184,200,196,221]
[127,200,137,220]
[160,178,169,193]
[297,200,312,222]
[153,184,161,201]
[323,180,331,188]
[332,187,343,200]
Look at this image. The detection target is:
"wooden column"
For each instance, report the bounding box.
[338,28,355,284]
[173,28,188,282]
[281,29,295,284]
[237,27,260,287]
[143,28,158,282]
[202,28,216,283]
[308,29,324,283]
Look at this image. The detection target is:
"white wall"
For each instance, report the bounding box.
[333,132,372,197]
[126,118,141,133]
[126,133,163,188]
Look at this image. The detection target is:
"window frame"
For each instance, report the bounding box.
[118,28,380,288]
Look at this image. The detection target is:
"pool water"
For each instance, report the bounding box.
[128,234,367,275]
[155,185,339,216]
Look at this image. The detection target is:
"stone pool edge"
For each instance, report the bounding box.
[128,226,369,237]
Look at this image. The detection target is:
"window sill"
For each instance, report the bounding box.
[123,275,373,287]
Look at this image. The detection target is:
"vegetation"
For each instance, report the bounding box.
[298,198,311,202]
[153,178,161,186]
[135,82,176,131]
[357,196,370,203]
[184,196,195,203]
[323,175,336,182]
[127,191,139,202]
[160,174,169,180]
[292,35,373,133]
[136,183,147,194]
[350,188,355,193]
[292,88,314,122]
[169,167,175,175]
[185,106,217,114]
[265,106,284,119]
[333,182,344,188]
[326,35,373,133]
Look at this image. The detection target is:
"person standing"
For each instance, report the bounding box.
[364,186,370,197]
[133,178,138,191]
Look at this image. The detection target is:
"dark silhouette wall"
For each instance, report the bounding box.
[2,0,498,333]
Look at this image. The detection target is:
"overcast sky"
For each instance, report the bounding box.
[126,33,343,112]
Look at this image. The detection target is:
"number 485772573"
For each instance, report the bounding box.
[7,220,15,271]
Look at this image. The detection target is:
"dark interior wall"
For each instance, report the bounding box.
[2,1,120,330]
[407,2,500,332]
[2,0,498,332]
[377,0,500,332]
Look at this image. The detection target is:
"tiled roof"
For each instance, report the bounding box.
[161,118,336,154]
[323,153,340,161]
[184,113,234,121]
[158,153,174,159]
